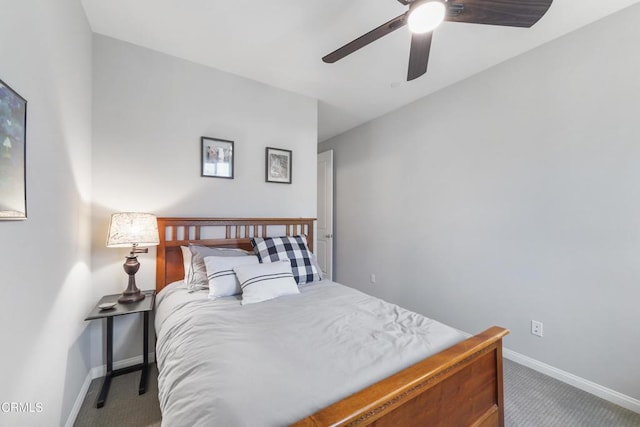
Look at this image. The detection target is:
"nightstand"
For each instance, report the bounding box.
[85,290,155,408]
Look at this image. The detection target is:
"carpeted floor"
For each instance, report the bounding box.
[504,360,640,427]
[74,360,640,426]
[74,365,161,427]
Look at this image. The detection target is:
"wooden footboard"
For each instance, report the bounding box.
[292,326,509,427]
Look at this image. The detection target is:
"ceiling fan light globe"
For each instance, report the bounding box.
[408,1,446,34]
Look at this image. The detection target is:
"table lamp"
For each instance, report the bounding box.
[106,212,159,303]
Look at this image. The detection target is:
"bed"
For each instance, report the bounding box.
[154,217,509,426]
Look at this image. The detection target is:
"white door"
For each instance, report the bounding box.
[317,150,334,280]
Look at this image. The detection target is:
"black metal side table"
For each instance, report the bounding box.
[85,290,155,408]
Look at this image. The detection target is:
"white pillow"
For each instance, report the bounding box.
[180,246,192,283]
[187,245,252,292]
[234,260,299,305]
[204,255,259,299]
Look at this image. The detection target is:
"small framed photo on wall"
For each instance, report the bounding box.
[265,147,292,184]
[201,137,234,179]
[0,78,27,220]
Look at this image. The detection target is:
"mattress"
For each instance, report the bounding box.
[155,279,467,426]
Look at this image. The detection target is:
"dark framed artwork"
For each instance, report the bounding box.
[201,137,234,179]
[0,79,27,220]
[265,147,292,184]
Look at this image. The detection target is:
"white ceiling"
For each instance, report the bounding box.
[81,0,639,142]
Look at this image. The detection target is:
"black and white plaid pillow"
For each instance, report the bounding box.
[251,235,321,285]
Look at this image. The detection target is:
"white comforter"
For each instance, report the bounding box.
[155,280,466,427]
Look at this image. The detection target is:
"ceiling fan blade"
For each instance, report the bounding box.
[407,31,432,81]
[446,0,553,28]
[323,13,408,63]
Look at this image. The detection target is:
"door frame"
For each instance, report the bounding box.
[317,150,334,280]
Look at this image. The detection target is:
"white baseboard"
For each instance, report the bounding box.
[88,352,156,379]
[65,371,94,427]
[504,348,640,414]
[64,353,156,427]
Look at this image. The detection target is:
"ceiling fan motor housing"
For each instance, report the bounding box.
[407,0,464,17]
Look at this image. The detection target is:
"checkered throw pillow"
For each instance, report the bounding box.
[251,235,321,285]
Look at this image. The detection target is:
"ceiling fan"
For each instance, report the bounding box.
[323,0,553,81]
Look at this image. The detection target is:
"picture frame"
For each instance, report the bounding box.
[201,137,234,179]
[265,147,292,184]
[0,78,27,220]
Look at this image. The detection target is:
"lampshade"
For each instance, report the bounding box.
[106,212,159,248]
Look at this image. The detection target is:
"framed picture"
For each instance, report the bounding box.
[265,147,292,184]
[0,79,27,220]
[201,137,234,179]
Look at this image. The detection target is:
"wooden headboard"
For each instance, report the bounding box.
[155,217,316,292]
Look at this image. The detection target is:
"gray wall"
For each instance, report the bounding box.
[90,35,318,364]
[0,0,93,425]
[320,4,640,400]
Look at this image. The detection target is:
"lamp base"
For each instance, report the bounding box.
[119,254,146,304]
[118,290,145,304]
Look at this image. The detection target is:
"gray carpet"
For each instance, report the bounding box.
[504,359,640,427]
[74,360,640,426]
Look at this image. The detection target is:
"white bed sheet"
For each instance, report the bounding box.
[155,280,466,426]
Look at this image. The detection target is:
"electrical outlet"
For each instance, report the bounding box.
[370,273,376,284]
[531,320,543,337]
